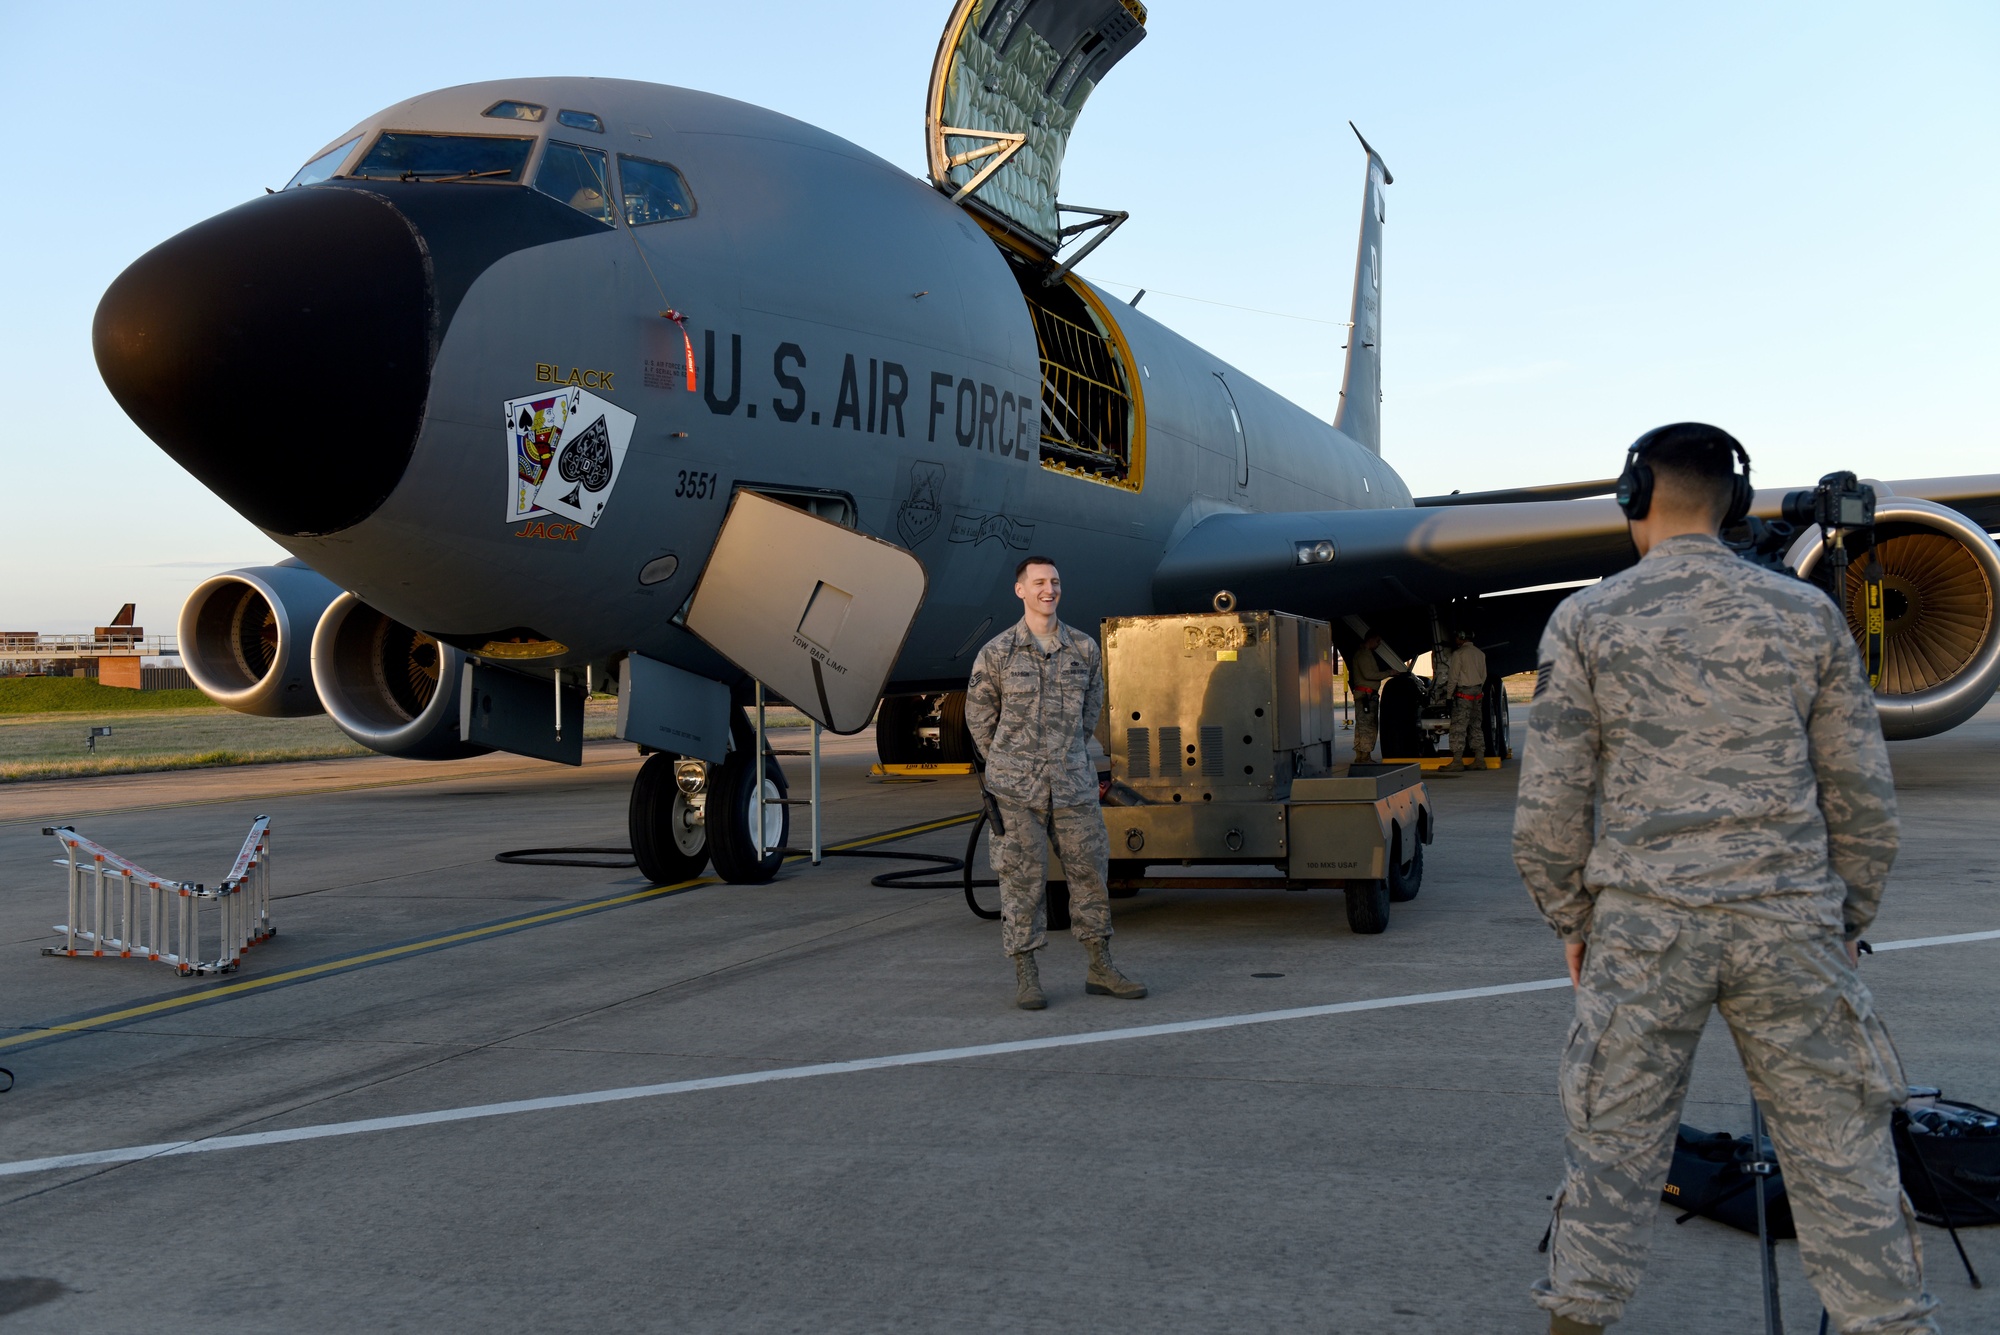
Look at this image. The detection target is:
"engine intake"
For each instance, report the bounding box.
[311,593,489,759]
[1789,496,2000,740]
[176,562,339,717]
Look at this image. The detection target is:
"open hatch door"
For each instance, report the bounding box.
[685,490,928,734]
[926,0,1147,255]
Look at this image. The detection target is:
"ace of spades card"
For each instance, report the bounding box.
[535,390,636,528]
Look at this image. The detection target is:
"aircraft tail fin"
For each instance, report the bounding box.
[1333,123,1391,454]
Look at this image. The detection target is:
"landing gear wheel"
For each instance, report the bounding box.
[708,719,790,884]
[1387,832,1423,903]
[1344,879,1392,934]
[629,752,709,885]
[875,692,975,766]
[1379,673,1432,761]
[1481,672,1510,764]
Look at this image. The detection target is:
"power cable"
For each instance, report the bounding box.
[495,815,1002,919]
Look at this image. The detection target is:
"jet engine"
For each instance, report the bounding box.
[311,593,489,759]
[1789,496,2000,740]
[177,561,340,717]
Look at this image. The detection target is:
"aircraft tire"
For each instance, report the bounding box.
[629,753,710,886]
[708,747,790,884]
[1344,879,1392,934]
[1482,673,1510,763]
[875,692,975,765]
[1378,674,1431,760]
[1387,830,1423,903]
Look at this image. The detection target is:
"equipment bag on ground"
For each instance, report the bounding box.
[1662,1125,1796,1238]
[1894,1092,2000,1228]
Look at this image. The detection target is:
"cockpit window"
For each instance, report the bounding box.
[617,155,695,225]
[483,100,546,122]
[556,109,604,134]
[351,133,535,184]
[284,136,361,190]
[536,141,616,224]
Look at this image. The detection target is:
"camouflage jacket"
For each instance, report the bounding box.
[1346,643,1395,691]
[965,618,1104,808]
[1445,643,1488,693]
[1512,534,1897,943]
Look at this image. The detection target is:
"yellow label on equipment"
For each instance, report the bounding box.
[1215,649,1237,661]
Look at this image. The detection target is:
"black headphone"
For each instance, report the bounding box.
[1615,423,1754,528]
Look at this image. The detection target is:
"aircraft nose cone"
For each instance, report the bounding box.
[94,187,432,536]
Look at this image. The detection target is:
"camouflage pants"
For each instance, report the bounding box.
[990,800,1111,956]
[1448,692,1485,762]
[1352,690,1379,759]
[1538,890,1937,1333]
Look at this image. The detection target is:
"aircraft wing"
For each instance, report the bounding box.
[1884,475,2000,531]
[1152,495,1634,623]
[1156,472,2000,611]
[1152,472,2000,685]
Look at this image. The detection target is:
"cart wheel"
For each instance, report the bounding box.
[1345,879,1392,934]
[1108,859,1142,898]
[1388,832,1423,903]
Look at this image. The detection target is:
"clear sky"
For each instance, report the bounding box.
[5,1,1994,632]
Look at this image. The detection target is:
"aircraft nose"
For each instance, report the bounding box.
[93,187,432,537]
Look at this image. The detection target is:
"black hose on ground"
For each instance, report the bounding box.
[495,848,638,869]
[778,810,1000,919]
[495,814,1003,920]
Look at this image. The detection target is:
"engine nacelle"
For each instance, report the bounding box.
[177,561,340,717]
[1789,496,2000,740]
[311,593,490,759]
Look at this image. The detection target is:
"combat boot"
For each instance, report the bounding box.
[1549,1316,1603,1335]
[1084,939,1147,998]
[1012,952,1047,1010]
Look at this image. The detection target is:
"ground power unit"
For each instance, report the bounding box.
[1099,610,1432,933]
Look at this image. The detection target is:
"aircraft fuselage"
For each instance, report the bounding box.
[97,78,1410,693]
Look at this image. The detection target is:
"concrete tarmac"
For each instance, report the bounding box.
[1,708,1995,1333]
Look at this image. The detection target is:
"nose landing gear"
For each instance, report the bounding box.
[628,713,790,886]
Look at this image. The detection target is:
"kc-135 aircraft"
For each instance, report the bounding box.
[94,0,2000,886]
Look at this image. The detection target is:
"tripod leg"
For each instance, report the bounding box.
[1753,1102,1783,1335]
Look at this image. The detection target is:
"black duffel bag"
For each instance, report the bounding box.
[1663,1125,1795,1238]
[1894,1093,2000,1228]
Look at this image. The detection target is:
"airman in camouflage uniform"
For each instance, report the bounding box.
[1346,632,1394,763]
[1444,629,1488,770]
[1513,424,1936,1335]
[966,556,1145,1010]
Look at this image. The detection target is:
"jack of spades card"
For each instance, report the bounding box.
[504,388,579,522]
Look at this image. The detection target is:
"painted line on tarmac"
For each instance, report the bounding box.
[0,810,979,1056]
[1866,927,2000,952]
[0,975,1574,1177]
[9,924,1997,1179]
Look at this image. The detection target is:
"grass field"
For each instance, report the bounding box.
[0,693,636,782]
[0,678,212,714]
[0,709,370,782]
